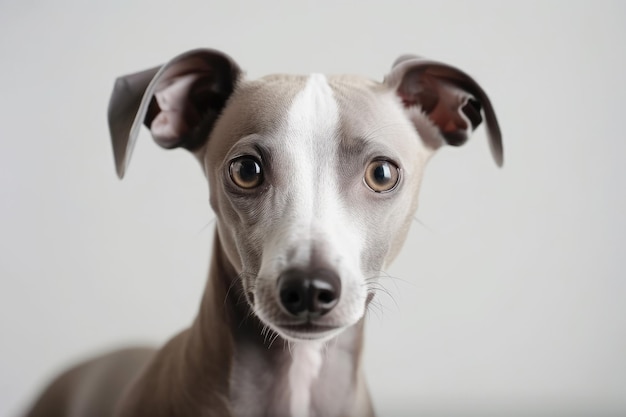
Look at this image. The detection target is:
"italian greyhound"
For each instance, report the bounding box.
[26,48,502,417]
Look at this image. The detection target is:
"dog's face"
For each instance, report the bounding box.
[108,49,502,342]
[204,74,431,340]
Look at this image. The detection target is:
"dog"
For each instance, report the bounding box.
[25,48,502,417]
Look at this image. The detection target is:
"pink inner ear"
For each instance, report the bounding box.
[151,111,191,148]
[428,87,469,133]
[150,74,203,148]
[398,72,472,145]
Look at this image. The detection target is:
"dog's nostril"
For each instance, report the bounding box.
[277,269,341,317]
[279,279,308,317]
[317,290,334,304]
[309,277,340,316]
[283,292,301,304]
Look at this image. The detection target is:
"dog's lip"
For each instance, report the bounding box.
[277,322,338,331]
[274,321,342,339]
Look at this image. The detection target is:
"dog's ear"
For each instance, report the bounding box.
[107,48,241,178]
[385,55,503,166]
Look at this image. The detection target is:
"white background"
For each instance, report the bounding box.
[1,1,625,416]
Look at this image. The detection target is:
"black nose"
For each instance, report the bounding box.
[277,269,341,318]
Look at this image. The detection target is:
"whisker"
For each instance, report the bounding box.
[262,325,271,345]
[267,331,281,349]
[367,298,385,320]
[195,217,217,236]
[371,285,400,311]
[412,215,434,233]
[364,271,403,313]
[366,270,414,287]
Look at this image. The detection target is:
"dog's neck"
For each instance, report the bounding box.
[119,232,370,417]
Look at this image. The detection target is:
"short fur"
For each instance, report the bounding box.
[25,48,502,417]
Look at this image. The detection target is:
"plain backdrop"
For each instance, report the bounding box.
[1,1,625,416]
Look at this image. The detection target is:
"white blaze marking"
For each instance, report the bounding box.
[285,73,339,138]
[288,342,324,417]
[273,73,343,268]
[282,75,336,417]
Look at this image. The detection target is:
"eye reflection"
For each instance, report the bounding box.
[229,157,263,189]
[364,159,400,193]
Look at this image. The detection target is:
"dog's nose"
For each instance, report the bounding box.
[277,269,341,318]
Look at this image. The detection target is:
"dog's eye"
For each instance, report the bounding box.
[364,159,400,193]
[229,157,263,189]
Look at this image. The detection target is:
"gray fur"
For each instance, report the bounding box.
[25,48,501,417]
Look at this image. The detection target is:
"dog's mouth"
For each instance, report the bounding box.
[246,294,346,341]
[272,321,344,341]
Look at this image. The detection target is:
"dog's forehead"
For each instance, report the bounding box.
[206,73,415,164]
[325,75,411,146]
[233,73,386,131]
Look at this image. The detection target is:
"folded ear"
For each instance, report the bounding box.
[385,55,503,166]
[107,48,241,178]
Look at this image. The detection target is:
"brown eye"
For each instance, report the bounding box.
[364,159,400,193]
[229,157,263,189]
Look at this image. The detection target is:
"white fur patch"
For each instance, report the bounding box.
[273,73,344,268]
[288,342,324,417]
[286,73,339,137]
[284,72,340,204]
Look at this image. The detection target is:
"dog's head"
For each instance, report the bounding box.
[109,49,501,342]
